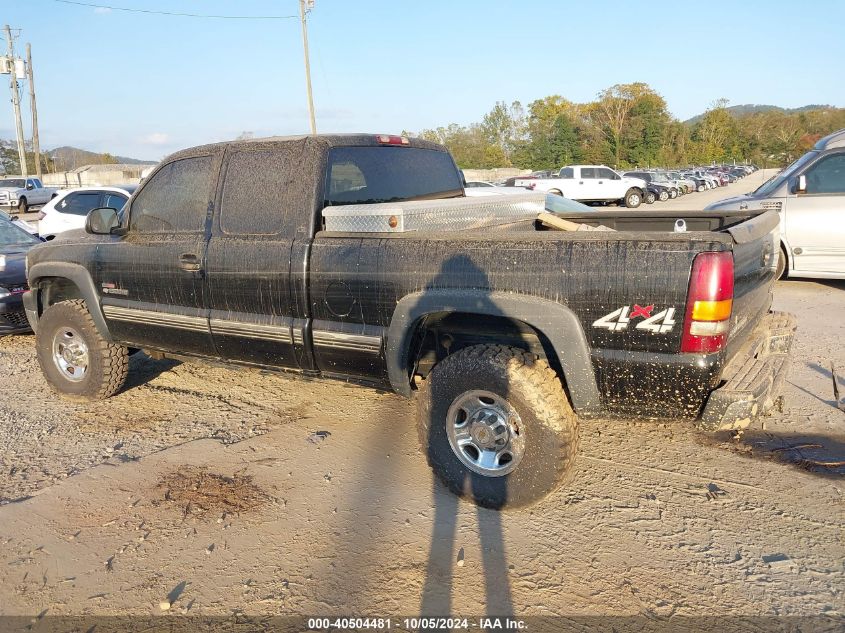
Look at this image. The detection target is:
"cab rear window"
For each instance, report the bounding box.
[324,146,462,206]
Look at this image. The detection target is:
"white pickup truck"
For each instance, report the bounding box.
[0,177,59,213]
[515,165,647,208]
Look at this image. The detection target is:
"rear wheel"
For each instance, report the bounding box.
[669,188,678,199]
[697,184,705,193]
[623,189,642,208]
[416,345,579,509]
[36,299,129,401]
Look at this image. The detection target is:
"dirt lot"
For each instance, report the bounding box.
[0,174,843,627]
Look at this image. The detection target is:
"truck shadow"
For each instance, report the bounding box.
[416,255,515,628]
[704,429,845,477]
[122,352,180,391]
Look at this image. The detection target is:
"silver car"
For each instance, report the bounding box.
[706,128,845,279]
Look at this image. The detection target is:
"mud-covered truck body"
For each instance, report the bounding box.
[23,134,795,508]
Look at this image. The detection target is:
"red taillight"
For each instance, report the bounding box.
[375,134,410,146]
[681,251,734,353]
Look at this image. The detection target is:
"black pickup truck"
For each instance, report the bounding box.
[23,134,796,508]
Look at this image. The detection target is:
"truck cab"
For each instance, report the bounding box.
[706,128,845,279]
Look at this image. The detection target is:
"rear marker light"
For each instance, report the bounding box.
[681,251,734,354]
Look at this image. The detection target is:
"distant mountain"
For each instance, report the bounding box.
[684,104,834,125]
[47,146,155,171]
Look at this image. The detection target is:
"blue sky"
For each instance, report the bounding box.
[3,0,844,161]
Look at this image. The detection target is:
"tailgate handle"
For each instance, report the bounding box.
[178,253,201,271]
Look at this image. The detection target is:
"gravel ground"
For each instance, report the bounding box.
[0,172,843,624]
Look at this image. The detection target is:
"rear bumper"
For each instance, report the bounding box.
[698,311,797,431]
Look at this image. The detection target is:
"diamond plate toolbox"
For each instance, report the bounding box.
[321,192,548,233]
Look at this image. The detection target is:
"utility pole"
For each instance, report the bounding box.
[299,0,316,135]
[26,43,41,179]
[4,25,28,176]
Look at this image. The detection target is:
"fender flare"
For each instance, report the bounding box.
[28,261,112,340]
[386,290,601,415]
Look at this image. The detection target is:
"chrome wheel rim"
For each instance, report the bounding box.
[446,390,525,477]
[52,326,89,382]
[628,194,640,207]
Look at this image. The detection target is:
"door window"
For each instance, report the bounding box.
[558,167,574,179]
[598,168,618,180]
[103,193,128,211]
[803,153,845,194]
[220,149,297,235]
[580,168,597,179]
[131,156,213,233]
[58,191,103,216]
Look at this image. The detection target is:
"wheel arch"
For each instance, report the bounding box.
[27,262,112,340]
[386,290,601,415]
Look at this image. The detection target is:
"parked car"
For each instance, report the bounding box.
[38,185,137,239]
[516,165,647,208]
[0,213,42,334]
[624,171,675,201]
[0,177,59,213]
[706,128,845,279]
[24,133,794,509]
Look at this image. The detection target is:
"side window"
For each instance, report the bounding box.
[598,168,618,180]
[131,156,212,233]
[558,167,574,179]
[220,148,296,235]
[581,168,597,179]
[58,191,103,216]
[804,153,845,194]
[103,193,128,210]
[33,179,42,188]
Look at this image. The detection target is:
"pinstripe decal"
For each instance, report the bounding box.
[210,319,292,343]
[102,305,208,332]
[312,330,381,353]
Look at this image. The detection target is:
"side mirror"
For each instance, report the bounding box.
[796,174,807,193]
[85,207,120,235]
[26,183,34,190]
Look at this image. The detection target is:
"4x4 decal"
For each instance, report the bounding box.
[593,304,677,333]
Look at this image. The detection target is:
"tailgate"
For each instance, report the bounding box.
[723,210,780,362]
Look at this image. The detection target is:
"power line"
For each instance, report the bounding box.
[51,0,298,19]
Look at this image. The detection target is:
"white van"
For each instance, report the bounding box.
[706,129,845,279]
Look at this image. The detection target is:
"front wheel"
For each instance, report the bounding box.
[658,189,669,202]
[669,188,678,199]
[623,189,642,208]
[697,184,705,193]
[776,246,787,279]
[36,299,129,401]
[416,345,579,509]
[644,191,656,204]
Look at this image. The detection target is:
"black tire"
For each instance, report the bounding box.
[623,188,642,208]
[658,189,669,202]
[644,192,656,204]
[669,188,678,199]
[697,184,705,193]
[416,344,579,509]
[36,299,129,401]
[18,197,27,214]
[776,246,787,280]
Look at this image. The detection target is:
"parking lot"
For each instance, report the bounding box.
[0,172,843,623]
